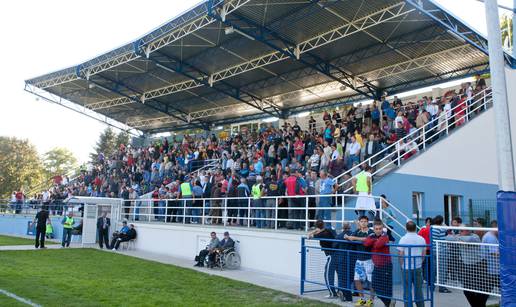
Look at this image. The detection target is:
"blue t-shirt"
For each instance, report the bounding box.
[254,161,263,173]
[324,128,332,139]
[319,178,335,194]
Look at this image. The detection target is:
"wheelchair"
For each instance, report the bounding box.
[206,241,241,270]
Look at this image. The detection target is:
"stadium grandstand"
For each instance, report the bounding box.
[1,0,515,306]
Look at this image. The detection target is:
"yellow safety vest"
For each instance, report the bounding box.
[63,217,74,229]
[181,182,192,197]
[251,184,262,200]
[356,171,370,193]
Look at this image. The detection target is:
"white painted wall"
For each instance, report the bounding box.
[131,223,303,279]
[396,108,498,184]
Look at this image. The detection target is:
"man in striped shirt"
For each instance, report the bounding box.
[430,215,452,293]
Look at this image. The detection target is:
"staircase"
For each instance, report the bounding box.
[335,87,492,191]
[334,88,493,236]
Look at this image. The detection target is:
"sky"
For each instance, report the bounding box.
[0,0,514,163]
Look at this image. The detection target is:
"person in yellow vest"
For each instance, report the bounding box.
[352,165,376,219]
[46,220,54,239]
[61,211,75,247]
[251,176,266,228]
[178,178,193,223]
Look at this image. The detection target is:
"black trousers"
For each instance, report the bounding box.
[35,225,46,248]
[372,263,393,307]
[113,236,131,250]
[98,228,110,248]
[197,249,210,265]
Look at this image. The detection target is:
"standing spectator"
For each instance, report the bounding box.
[344,215,374,306]
[251,176,266,228]
[418,217,433,283]
[482,221,499,296]
[284,170,305,230]
[317,170,336,227]
[179,179,193,224]
[353,165,375,219]
[307,220,338,298]
[430,215,451,293]
[236,177,250,226]
[379,195,396,242]
[309,116,317,132]
[96,211,111,249]
[61,211,75,248]
[448,228,488,306]
[334,222,355,302]
[364,220,392,307]
[15,189,24,214]
[398,221,426,307]
[347,136,361,169]
[32,206,51,249]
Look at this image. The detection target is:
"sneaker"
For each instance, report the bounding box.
[324,293,337,299]
[355,299,366,306]
[112,248,116,251]
[365,299,374,307]
[439,288,451,293]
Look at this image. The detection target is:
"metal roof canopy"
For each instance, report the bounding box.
[25,0,516,135]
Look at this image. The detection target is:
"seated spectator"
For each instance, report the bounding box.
[111,223,137,250]
[110,220,130,249]
[194,231,220,267]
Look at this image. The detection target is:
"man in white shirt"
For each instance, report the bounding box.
[397,221,427,307]
[347,135,361,169]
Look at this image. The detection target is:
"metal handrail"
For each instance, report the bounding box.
[335,88,492,189]
[120,193,407,237]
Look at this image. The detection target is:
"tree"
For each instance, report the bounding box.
[43,147,78,178]
[0,137,45,199]
[115,131,130,148]
[90,127,117,162]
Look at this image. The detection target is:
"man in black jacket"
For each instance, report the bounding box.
[96,211,111,249]
[334,223,355,302]
[112,224,137,250]
[308,220,338,299]
[33,206,51,249]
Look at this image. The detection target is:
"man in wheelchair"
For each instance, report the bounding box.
[194,232,220,267]
[209,231,239,269]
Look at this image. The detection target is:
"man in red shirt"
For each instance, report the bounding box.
[284,170,305,230]
[417,217,432,283]
[364,220,392,307]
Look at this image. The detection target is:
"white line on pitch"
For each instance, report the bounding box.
[0,289,41,307]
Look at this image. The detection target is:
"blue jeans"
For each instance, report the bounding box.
[281,158,288,169]
[403,268,424,307]
[253,199,265,228]
[316,196,332,227]
[61,228,72,247]
[347,154,360,169]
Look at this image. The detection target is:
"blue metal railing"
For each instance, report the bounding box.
[301,237,433,306]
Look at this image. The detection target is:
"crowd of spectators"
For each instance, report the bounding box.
[14,77,488,229]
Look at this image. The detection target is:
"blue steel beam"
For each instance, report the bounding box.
[82,73,208,130]
[146,61,489,134]
[140,47,283,118]
[165,24,447,109]
[207,3,378,100]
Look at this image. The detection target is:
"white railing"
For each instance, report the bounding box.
[120,194,405,237]
[335,87,492,191]
[189,158,220,177]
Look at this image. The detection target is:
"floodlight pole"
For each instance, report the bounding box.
[485,0,516,191]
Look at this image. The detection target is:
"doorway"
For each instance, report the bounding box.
[444,195,462,225]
